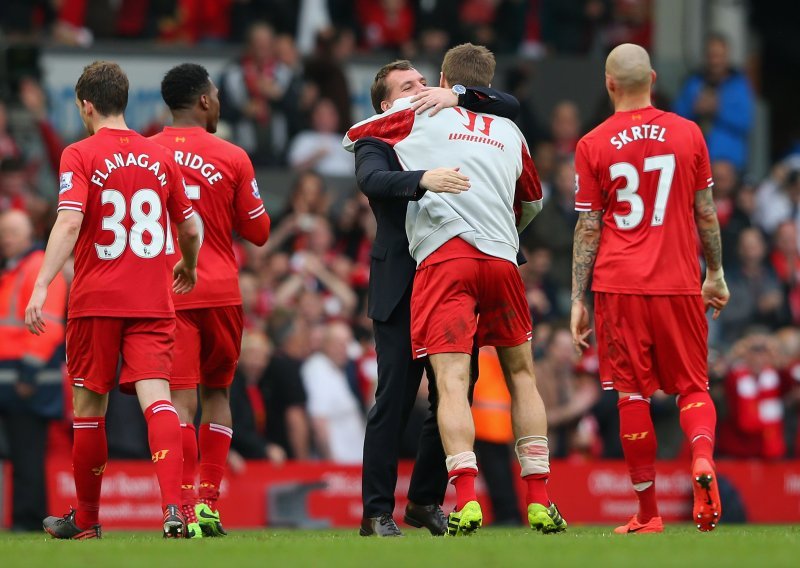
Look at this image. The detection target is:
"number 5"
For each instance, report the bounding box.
[610,154,676,230]
[165,183,204,255]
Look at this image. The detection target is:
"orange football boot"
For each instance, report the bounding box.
[692,457,722,532]
[613,515,664,534]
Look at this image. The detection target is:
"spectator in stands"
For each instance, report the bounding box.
[674,33,754,171]
[600,0,652,51]
[711,160,748,267]
[535,328,600,458]
[716,228,786,345]
[219,22,291,164]
[357,0,415,54]
[505,63,544,149]
[776,327,800,457]
[304,28,354,133]
[266,172,331,256]
[771,221,800,326]
[0,210,66,531]
[262,311,312,460]
[0,101,21,162]
[549,100,581,159]
[301,321,365,464]
[415,0,458,55]
[518,246,562,323]
[16,77,65,197]
[541,0,608,54]
[718,333,786,459]
[229,330,289,466]
[0,0,54,39]
[271,33,310,154]
[288,98,355,177]
[275,224,358,320]
[522,159,577,292]
[754,157,800,237]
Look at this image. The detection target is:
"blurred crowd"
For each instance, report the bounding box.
[1,2,799,484]
[2,0,651,57]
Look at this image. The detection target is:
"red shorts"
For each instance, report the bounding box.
[411,257,532,358]
[170,305,244,390]
[66,316,175,395]
[594,293,709,398]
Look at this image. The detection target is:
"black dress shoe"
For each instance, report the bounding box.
[359,513,403,537]
[403,502,447,536]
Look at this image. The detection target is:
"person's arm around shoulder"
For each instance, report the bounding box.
[410,86,519,119]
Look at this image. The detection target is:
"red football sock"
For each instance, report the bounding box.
[144,400,183,508]
[449,468,478,511]
[181,423,198,506]
[678,392,717,463]
[618,395,659,522]
[523,473,550,507]
[72,417,107,529]
[198,423,232,507]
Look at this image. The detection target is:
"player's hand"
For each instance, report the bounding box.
[410,87,458,116]
[570,299,592,353]
[702,272,730,320]
[24,283,48,335]
[172,258,197,294]
[420,167,470,194]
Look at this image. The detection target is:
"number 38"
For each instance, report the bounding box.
[95,188,165,259]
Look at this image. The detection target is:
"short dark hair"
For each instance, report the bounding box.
[161,63,211,111]
[441,43,495,88]
[75,61,129,116]
[371,60,414,113]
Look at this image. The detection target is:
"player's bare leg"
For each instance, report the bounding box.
[428,352,482,536]
[43,388,108,539]
[496,343,567,533]
[171,387,202,538]
[613,391,663,534]
[194,385,233,536]
[135,379,185,538]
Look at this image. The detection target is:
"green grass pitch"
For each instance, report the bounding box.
[1,525,798,567]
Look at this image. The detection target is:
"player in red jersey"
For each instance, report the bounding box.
[151,63,270,538]
[24,61,200,539]
[570,44,730,534]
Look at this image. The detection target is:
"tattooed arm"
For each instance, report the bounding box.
[694,187,730,319]
[570,211,602,350]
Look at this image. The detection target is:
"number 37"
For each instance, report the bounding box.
[610,154,675,230]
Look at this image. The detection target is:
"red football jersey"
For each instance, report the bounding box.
[150,126,269,309]
[574,106,713,295]
[57,127,194,318]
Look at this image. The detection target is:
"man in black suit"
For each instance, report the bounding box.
[354,60,520,537]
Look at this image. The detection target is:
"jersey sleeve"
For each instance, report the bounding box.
[233,151,271,245]
[574,138,603,212]
[693,123,714,191]
[165,159,194,223]
[342,98,416,152]
[57,145,89,213]
[514,142,544,232]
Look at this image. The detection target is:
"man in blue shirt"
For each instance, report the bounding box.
[675,33,754,171]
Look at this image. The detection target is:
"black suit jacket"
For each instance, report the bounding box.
[355,87,520,322]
